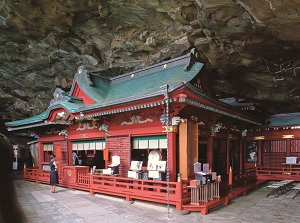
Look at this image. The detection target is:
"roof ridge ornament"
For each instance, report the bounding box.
[185,48,201,71]
[50,88,71,105]
[77,66,93,86]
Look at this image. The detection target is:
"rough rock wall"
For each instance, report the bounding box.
[1,0,300,132]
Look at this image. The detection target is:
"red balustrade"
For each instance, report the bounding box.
[23,167,188,210]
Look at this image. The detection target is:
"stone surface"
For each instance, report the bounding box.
[4,172,300,223]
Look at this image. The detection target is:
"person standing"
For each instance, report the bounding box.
[49,155,59,193]
[72,151,78,165]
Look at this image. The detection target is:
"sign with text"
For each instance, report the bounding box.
[13,145,18,157]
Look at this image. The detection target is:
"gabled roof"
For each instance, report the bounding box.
[6,49,207,130]
[66,51,204,108]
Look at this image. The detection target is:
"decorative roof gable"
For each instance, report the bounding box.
[68,66,95,104]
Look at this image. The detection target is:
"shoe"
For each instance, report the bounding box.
[52,191,57,193]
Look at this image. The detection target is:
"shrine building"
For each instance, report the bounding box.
[6,48,300,214]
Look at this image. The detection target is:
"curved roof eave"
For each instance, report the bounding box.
[5,110,50,128]
[5,101,82,128]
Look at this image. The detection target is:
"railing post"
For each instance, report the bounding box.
[229,166,233,186]
[89,173,94,194]
[175,181,183,210]
[126,194,132,202]
[178,181,183,199]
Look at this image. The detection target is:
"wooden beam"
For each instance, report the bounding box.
[188,121,198,176]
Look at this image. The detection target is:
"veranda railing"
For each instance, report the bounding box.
[23,168,190,210]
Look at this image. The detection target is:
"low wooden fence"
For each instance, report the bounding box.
[24,167,50,184]
[23,168,190,210]
[256,166,300,181]
[189,182,220,204]
[229,168,257,188]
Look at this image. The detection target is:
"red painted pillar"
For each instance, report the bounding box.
[258,140,262,166]
[229,166,233,186]
[286,139,291,157]
[226,138,230,173]
[169,131,176,182]
[38,141,44,169]
[240,139,243,171]
[103,148,109,168]
[175,181,183,210]
[68,140,72,166]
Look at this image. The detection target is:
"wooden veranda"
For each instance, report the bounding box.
[24,166,297,215]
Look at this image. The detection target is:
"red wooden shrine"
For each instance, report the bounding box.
[7,49,300,215]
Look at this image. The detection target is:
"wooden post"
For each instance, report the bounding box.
[56,146,61,168]
[226,138,230,173]
[38,141,43,170]
[179,119,188,180]
[257,140,262,166]
[169,131,176,182]
[175,181,183,210]
[89,173,95,194]
[229,166,233,186]
[68,140,72,166]
[240,139,243,171]
[126,194,132,201]
[286,138,291,157]
[103,148,109,169]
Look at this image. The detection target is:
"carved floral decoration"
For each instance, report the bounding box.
[121,115,153,125]
[211,122,223,132]
[45,128,60,134]
[58,130,68,138]
[76,120,99,130]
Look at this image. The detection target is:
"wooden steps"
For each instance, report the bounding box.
[183,198,226,215]
[182,180,267,215]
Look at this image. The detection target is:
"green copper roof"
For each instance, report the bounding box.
[84,62,203,109]
[6,49,204,129]
[6,111,50,127]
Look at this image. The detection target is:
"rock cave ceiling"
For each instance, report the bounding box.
[1,0,300,134]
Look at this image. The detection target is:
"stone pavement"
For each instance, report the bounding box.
[10,172,300,223]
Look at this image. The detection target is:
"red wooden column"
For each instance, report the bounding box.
[240,139,244,171]
[68,140,72,166]
[226,138,230,173]
[103,148,109,168]
[286,139,291,157]
[38,141,44,169]
[168,131,176,182]
[179,120,188,180]
[229,166,233,187]
[257,140,262,166]
[56,146,62,171]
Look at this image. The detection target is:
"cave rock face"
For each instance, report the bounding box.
[1,0,300,127]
